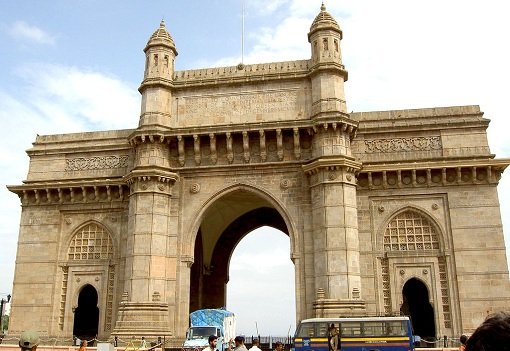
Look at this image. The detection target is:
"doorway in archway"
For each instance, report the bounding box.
[400,278,435,340]
[227,227,296,336]
[73,284,99,339]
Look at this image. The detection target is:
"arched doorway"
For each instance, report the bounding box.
[189,188,293,313]
[73,284,99,339]
[401,278,435,340]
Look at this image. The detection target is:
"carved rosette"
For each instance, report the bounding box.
[189,183,200,194]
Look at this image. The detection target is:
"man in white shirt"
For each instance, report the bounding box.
[228,336,248,351]
[248,339,262,351]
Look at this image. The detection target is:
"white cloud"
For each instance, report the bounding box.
[14,64,139,132]
[246,0,290,16]
[0,65,139,299]
[9,21,56,45]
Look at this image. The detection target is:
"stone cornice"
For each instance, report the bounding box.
[308,61,348,80]
[170,60,311,88]
[123,167,179,185]
[357,158,509,189]
[303,156,362,175]
[353,106,488,133]
[138,77,174,93]
[360,158,509,173]
[7,179,129,206]
[127,118,358,146]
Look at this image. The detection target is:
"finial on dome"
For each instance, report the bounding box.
[321,2,326,11]
[160,19,165,28]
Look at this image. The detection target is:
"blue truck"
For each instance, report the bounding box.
[182,309,236,351]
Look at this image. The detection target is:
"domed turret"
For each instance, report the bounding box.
[143,20,178,81]
[308,3,343,65]
[307,3,348,117]
[309,3,342,38]
[138,20,178,127]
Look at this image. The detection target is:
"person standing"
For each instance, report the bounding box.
[273,341,284,351]
[248,338,262,351]
[228,336,248,351]
[19,331,39,351]
[204,335,218,351]
[78,340,88,351]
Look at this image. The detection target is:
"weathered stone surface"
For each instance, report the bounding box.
[6,4,510,346]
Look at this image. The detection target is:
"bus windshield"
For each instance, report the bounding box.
[294,317,414,351]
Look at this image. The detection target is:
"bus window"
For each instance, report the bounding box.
[317,322,329,337]
[296,323,315,337]
[363,321,385,337]
[341,322,362,337]
[386,321,406,336]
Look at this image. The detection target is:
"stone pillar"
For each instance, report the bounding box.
[304,157,365,317]
[112,138,179,338]
[174,257,193,345]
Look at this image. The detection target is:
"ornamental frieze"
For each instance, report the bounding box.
[364,136,442,153]
[65,155,129,171]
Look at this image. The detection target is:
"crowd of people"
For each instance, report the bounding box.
[14,311,510,351]
[204,335,285,351]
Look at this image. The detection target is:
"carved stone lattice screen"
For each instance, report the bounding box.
[381,210,451,327]
[384,211,440,251]
[60,223,115,331]
[68,223,114,260]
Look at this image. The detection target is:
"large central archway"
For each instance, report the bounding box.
[189,186,295,313]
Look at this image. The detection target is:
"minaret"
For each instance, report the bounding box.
[308,3,348,118]
[304,4,365,317]
[112,21,179,339]
[139,20,177,127]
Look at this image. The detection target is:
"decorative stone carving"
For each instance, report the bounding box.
[190,183,200,194]
[364,136,442,153]
[181,91,298,116]
[65,155,129,171]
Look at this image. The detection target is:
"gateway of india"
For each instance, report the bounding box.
[7,4,510,345]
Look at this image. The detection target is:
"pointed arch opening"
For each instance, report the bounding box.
[401,278,436,340]
[73,284,99,340]
[188,186,296,333]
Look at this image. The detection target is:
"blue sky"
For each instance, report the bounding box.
[1,0,509,337]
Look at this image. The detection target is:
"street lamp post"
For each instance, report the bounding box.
[0,294,11,334]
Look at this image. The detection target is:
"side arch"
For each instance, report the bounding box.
[58,221,117,337]
[377,206,452,337]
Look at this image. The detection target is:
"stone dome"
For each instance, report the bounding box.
[144,20,177,54]
[309,3,342,39]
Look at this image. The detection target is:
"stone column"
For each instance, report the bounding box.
[304,157,365,317]
[112,137,179,338]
